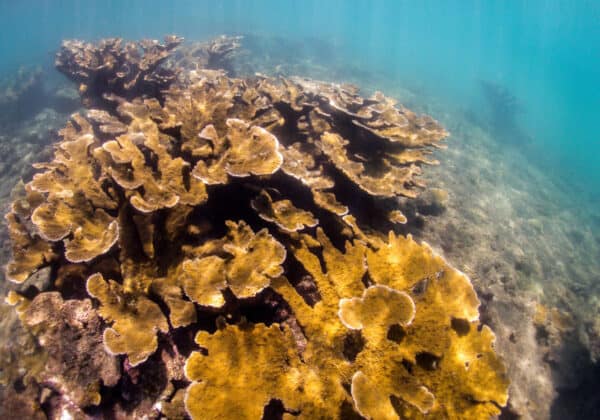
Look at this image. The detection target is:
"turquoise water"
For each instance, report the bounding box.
[1,0,599,194]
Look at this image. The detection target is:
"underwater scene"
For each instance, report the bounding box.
[0,1,599,419]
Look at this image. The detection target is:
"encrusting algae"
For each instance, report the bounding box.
[2,35,509,419]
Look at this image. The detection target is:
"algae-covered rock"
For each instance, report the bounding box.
[20,292,120,406]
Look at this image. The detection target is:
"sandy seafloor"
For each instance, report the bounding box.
[0,36,599,419]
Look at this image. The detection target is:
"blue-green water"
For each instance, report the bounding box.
[1,0,599,194]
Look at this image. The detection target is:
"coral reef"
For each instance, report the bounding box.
[55,35,183,108]
[185,228,510,419]
[2,35,508,419]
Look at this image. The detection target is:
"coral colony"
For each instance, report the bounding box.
[4,36,508,418]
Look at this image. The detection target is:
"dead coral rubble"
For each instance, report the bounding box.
[4,35,507,419]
